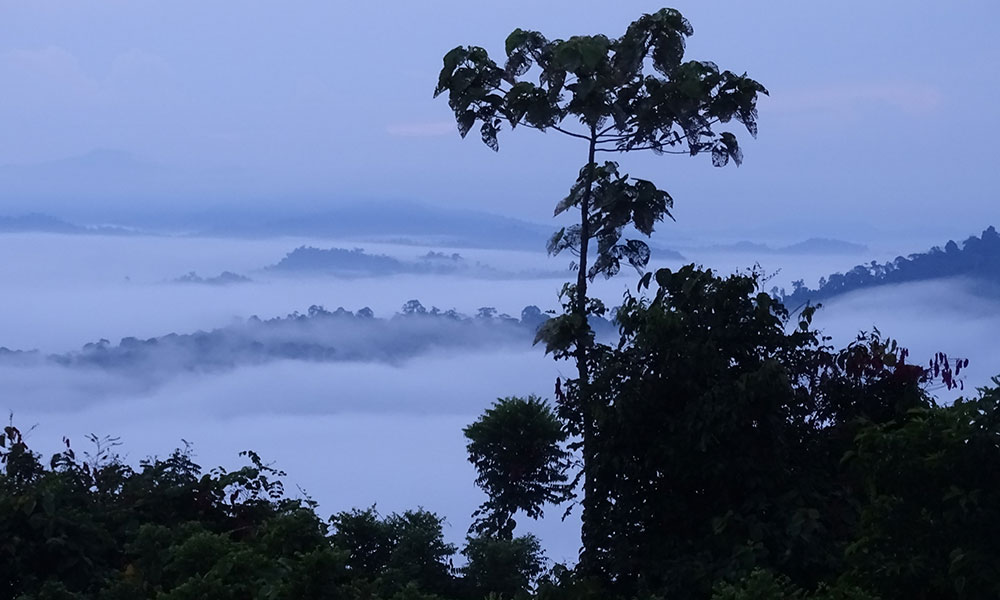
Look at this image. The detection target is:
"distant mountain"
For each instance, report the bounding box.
[706,238,867,255]
[0,213,136,235]
[706,240,771,254]
[782,226,1000,306]
[648,245,687,261]
[0,214,82,234]
[780,238,868,255]
[267,246,564,279]
[0,151,684,252]
[189,199,555,250]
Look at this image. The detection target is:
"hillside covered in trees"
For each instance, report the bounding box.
[0,302,594,380]
[783,226,1000,306]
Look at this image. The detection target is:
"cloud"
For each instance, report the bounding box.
[2,350,581,562]
[385,121,456,137]
[812,278,1000,397]
[0,307,548,388]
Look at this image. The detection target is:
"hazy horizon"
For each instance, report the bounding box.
[1,1,997,242]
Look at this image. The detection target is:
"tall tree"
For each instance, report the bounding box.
[435,7,767,572]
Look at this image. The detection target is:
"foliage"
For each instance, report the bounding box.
[549,265,937,596]
[463,396,571,537]
[433,8,765,163]
[843,381,1000,600]
[462,534,546,599]
[5,292,1000,600]
[782,225,1000,307]
[434,4,766,297]
[711,570,878,600]
[0,428,472,600]
[467,263,987,599]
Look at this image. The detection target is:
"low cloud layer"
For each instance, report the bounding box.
[4,349,582,563]
[1,304,551,386]
[1,232,998,564]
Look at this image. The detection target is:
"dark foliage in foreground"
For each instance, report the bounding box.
[0,429,545,600]
[466,265,999,600]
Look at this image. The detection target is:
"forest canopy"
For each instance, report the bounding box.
[782,225,1000,306]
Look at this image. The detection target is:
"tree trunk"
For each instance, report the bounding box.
[575,126,603,577]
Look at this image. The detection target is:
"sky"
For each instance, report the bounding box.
[0,1,997,241]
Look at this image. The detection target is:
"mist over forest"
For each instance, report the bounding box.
[3,225,997,413]
[3,223,999,592]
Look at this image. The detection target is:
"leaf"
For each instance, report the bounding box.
[654,267,673,288]
[434,46,468,97]
[553,194,576,216]
[711,144,729,167]
[547,228,565,255]
[441,46,466,74]
[457,110,476,138]
[533,313,584,355]
[624,239,651,271]
[480,121,499,151]
[714,131,742,167]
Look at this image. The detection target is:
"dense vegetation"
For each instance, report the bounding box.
[782,225,1000,306]
[0,429,546,600]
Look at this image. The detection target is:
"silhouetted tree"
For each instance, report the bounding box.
[435,7,767,572]
[464,396,570,538]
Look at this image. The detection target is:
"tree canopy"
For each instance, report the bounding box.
[436,9,768,578]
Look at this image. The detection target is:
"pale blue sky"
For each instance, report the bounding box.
[0,1,997,240]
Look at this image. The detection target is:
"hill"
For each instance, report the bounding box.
[783,226,1000,306]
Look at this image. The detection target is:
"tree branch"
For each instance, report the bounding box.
[552,126,594,141]
[596,123,621,137]
[524,123,593,141]
[596,117,724,145]
[595,146,690,154]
